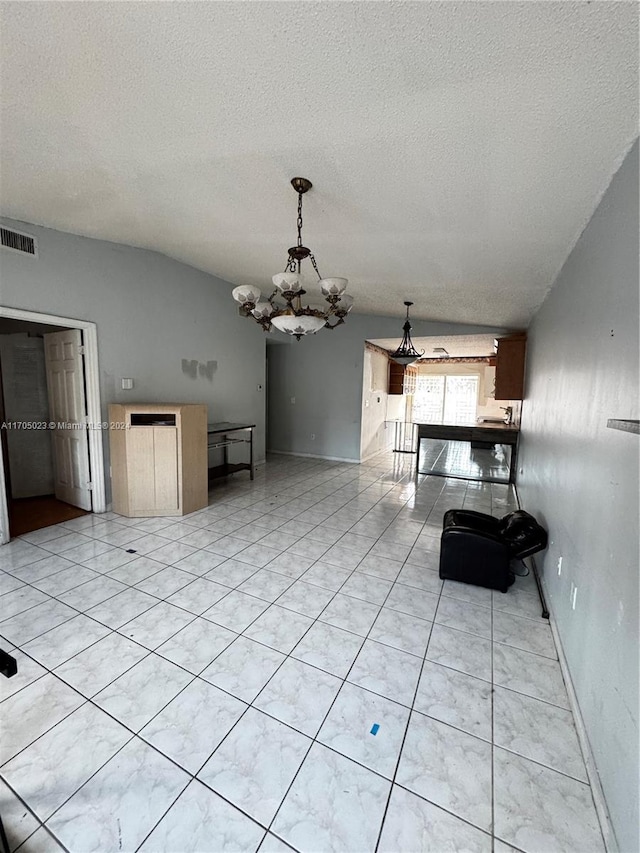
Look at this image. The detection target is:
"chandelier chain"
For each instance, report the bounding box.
[297,192,304,248]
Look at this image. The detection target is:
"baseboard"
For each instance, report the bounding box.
[539,574,619,853]
[359,445,394,463]
[267,450,360,464]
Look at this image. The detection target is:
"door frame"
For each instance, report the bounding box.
[0,306,106,544]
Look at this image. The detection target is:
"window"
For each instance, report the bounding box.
[411,375,479,424]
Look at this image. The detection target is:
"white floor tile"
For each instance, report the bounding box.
[0,779,41,853]
[58,575,127,610]
[435,595,492,639]
[0,586,49,620]
[291,620,364,678]
[93,653,192,731]
[156,618,237,674]
[244,605,313,654]
[0,599,77,647]
[378,784,492,853]
[384,583,439,621]
[300,561,352,591]
[200,636,285,702]
[347,639,422,707]
[493,611,557,659]
[397,711,492,832]
[442,578,493,607]
[138,780,264,852]
[118,601,195,649]
[272,742,390,853]
[1,674,84,765]
[140,678,247,773]
[0,648,47,702]
[198,707,310,826]
[254,657,341,737]
[135,565,195,598]
[415,661,492,741]
[21,615,110,669]
[369,607,433,657]
[319,593,380,636]
[47,736,189,853]
[85,586,158,628]
[238,569,295,602]
[31,565,98,595]
[492,643,570,708]
[2,703,131,820]
[203,590,269,633]
[318,681,409,778]
[493,686,587,781]
[54,632,149,697]
[426,623,492,682]
[274,580,334,618]
[493,748,605,853]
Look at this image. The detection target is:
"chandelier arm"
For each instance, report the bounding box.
[325,317,345,330]
[309,253,322,281]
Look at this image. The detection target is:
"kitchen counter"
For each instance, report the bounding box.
[414,422,520,482]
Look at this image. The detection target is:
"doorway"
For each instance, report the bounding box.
[0,307,106,543]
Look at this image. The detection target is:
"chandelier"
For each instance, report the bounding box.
[390,301,424,365]
[232,177,353,341]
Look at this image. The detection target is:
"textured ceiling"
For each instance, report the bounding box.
[0,2,637,326]
[370,333,498,358]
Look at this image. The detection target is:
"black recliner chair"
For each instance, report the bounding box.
[439,509,548,593]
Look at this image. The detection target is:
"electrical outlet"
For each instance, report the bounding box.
[311,433,315,440]
[557,556,563,576]
[570,583,578,610]
[290,397,295,404]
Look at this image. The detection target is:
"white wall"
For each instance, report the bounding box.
[360,346,393,460]
[0,219,266,500]
[518,141,638,852]
[267,314,507,461]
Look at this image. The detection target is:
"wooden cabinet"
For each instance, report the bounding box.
[388,362,418,395]
[494,333,526,400]
[109,403,208,517]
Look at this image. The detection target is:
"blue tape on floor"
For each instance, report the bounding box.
[370,723,380,736]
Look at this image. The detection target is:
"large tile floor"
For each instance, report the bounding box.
[0,452,605,853]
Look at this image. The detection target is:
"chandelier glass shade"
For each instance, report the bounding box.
[390,301,425,366]
[232,178,353,341]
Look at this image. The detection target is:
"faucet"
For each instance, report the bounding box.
[500,406,513,426]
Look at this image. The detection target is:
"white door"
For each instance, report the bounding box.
[44,329,92,510]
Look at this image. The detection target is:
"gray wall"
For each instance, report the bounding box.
[0,219,266,499]
[267,314,507,461]
[518,141,639,852]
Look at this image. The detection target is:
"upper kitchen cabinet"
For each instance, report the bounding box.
[494,332,527,399]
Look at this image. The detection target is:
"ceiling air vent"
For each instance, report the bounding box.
[1,226,38,258]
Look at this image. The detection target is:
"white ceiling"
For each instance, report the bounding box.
[0,2,637,327]
[370,333,497,358]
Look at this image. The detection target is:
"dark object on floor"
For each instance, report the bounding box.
[439,509,548,593]
[0,649,18,678]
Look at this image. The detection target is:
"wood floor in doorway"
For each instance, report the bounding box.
[8,495,88,537]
